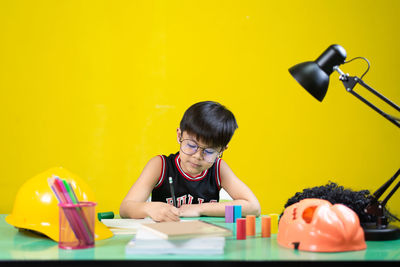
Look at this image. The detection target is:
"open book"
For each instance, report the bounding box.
[126,220,229,255]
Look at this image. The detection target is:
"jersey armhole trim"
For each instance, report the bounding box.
[215,158,221,190]
[154,155,165,188]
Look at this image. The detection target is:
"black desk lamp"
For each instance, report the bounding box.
[288,44,400,241]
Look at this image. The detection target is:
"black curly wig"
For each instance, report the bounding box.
[283,181,399,224]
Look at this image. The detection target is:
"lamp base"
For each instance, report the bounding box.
[362,223,400,241]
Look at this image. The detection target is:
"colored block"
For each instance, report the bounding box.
[225,205,234,223]
[261,215,271,238]
[236,218,246,240]
[246,215,256,236]
[269,213,279,234]
[233,205,242,222]
[97,211,114,221]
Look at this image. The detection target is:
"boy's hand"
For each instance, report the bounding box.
[178,204,201,217]
[147,202,180,222]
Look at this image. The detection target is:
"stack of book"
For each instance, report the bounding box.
[125,220,232,255]
[101,218,155,235]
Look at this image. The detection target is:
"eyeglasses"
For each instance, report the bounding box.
[179,139,222,163]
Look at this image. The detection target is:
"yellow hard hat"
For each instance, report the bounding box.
[6,166,113,242]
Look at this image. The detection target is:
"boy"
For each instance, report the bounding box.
[120,101,261,222]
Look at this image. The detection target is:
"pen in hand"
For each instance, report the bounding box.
[169,176,177,208]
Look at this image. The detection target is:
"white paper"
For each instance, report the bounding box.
[101,218,155,229]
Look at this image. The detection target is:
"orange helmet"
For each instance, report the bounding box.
[6,167,113,242]
[277,198,366,252]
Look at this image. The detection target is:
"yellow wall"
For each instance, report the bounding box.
[1,0,399,224]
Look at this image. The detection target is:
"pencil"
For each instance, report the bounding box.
[168,176,177,207]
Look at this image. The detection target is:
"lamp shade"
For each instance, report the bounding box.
[289,61,329,101]
[289,44,347,102]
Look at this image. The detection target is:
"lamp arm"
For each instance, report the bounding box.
[357,78,400,113]
[337,73,400,128]
[381,180,400,207]
[372,168,400,201]
[364,168,400,228]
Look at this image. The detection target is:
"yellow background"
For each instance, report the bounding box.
[1,0,399,225]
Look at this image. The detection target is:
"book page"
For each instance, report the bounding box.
[101,218,155,229]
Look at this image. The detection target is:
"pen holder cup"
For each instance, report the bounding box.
[58,201,96,249]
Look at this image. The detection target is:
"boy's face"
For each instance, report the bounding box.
[177,129,225,176]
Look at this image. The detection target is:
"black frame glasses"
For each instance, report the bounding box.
[179,139,222,163]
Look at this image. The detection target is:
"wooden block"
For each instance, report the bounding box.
[261,215,271,238]
[225,206,234,223]
[233,205,242,222]
[269,213,279,234]
[236,218,246,240]
[246,215,256,236]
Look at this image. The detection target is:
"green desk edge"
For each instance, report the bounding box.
[1,214,400,261]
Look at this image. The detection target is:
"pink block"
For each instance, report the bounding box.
[225,205,234,223]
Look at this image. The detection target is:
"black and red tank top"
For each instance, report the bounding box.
[151,152,221,206]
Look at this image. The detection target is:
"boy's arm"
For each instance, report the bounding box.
[119,156,180,221]
[178,160,261,217]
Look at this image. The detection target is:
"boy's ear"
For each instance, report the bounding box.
[176,128,181,143]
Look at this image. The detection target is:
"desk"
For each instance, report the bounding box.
[1,214,399,265]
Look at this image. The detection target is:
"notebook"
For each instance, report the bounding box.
[140,220,232,240]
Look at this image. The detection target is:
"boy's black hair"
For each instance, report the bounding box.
[283,181,399,224]
[180,101,238,148]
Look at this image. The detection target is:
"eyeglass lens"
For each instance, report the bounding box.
[180,139,218,162]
